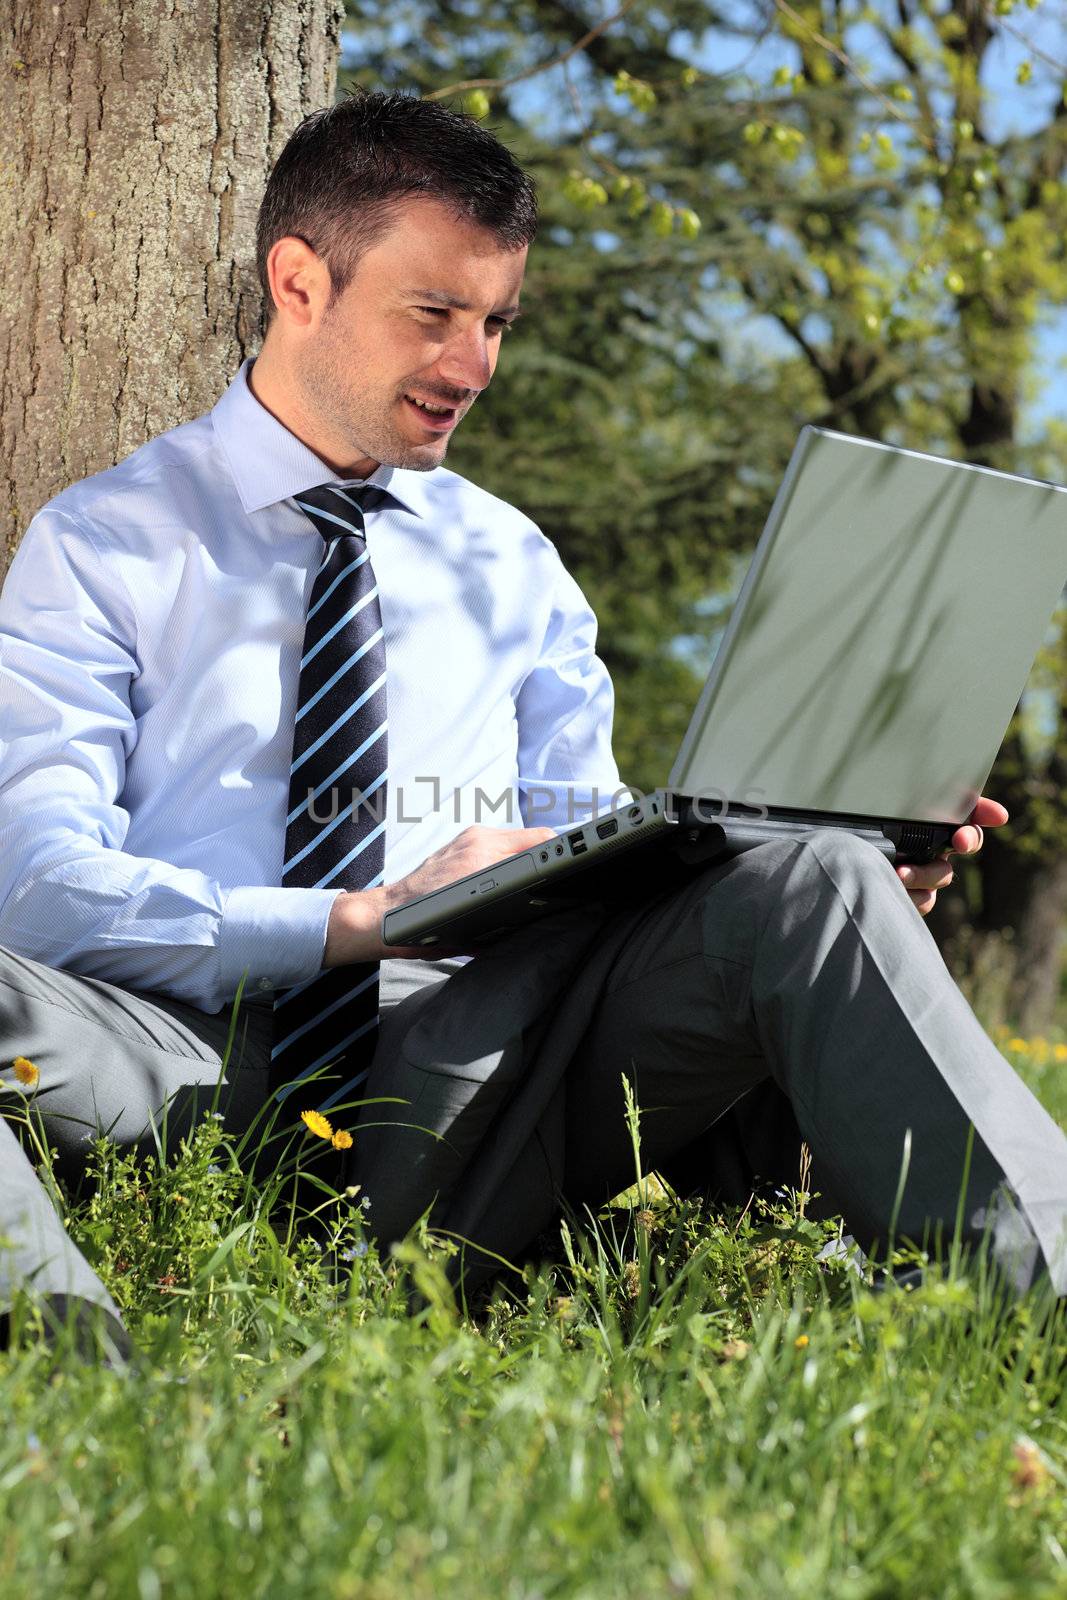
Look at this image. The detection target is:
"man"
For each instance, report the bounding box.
[0,92,1063,1353]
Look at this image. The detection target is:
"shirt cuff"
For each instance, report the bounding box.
[219,885,346,1002]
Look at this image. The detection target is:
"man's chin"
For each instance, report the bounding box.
[380,437,451,472]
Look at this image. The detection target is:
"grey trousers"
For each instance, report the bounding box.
[2,830,1066,1324]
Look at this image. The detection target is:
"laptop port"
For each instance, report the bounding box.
[554,842,564,856]
[596,817,619,840]
[628,805,642,822]
[539,850,549,862]
[568,829,588,857]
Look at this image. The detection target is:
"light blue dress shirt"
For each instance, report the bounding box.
[0,359,628,1014]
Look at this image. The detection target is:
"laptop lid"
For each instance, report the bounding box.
[669,427,1067,825]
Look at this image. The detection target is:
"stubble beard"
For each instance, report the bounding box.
[365,397,452,472]
[300,331,455,475]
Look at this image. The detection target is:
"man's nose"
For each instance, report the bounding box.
[436,327,493,394]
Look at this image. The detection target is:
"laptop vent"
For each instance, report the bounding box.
[582,824,654,862]
[895,821,937,855]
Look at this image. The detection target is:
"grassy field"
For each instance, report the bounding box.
[1,1024,1065,1599]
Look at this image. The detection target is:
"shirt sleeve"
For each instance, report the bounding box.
[0,509,342,1015]
[515,542,633,832]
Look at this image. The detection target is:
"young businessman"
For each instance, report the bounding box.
[0,92,1062,1350]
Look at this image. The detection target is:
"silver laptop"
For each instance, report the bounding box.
[383,426,1067,949]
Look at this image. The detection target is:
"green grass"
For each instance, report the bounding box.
[1,1018,1065,1599]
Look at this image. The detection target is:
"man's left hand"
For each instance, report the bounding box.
[895,795,1009,917]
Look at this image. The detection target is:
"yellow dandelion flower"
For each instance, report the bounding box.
[794,1334,810,1349]
[1006,1038,1029,1054]
[1054,1044,1067,1062]
[300,1108,333,1141]
[11,1057,39,1088]
[332,1128,353,1151]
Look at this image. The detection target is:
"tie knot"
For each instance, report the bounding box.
[294,481,393,540]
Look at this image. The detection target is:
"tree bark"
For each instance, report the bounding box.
[0,0,346,581]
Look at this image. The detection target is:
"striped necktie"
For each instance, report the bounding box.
[270,481,391,1112]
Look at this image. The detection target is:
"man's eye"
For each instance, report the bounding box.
[488,319,513,334]
[417,306,448,317]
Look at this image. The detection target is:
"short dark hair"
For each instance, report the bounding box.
[255,89,538,324]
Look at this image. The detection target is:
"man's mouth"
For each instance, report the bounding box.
[402,392,461,432]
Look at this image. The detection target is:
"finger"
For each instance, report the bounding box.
[970,796,1008,828]
[946,800,1006,856]
[498,828,557,859]
[899,861,954,892]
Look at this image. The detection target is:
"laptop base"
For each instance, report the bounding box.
[670,796,956,867]
[382,791,959,950]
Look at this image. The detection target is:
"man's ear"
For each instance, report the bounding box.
[266,236,331,331]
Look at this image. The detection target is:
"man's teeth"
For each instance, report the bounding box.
[407,396,452,415]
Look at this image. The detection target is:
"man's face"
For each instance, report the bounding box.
[286,197,528,475]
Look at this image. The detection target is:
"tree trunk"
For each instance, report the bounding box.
[929,842,1067,1037]
[0,0,345,581]
[1006,855,1067,1033]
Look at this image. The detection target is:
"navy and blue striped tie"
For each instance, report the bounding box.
[270,481,390,1112]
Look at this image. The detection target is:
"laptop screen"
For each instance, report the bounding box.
[669,428,1067,824]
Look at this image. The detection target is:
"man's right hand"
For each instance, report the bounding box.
[322,824,558,966]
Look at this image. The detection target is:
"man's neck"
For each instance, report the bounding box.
[246,349,380,480]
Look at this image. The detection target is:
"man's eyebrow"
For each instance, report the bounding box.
[407,289,523,318]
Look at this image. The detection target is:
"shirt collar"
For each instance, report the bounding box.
[210,356,430,519]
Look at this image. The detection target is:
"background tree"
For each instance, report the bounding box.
[343,0,825,779]
[0,0,346,579]
[664,0,1067,1033]
[344,0,1067,1030]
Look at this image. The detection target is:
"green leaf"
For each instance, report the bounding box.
[193,1221,255,1284]
[562,170,609,210]
[614,68,656,113]
[650,200,674,237]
